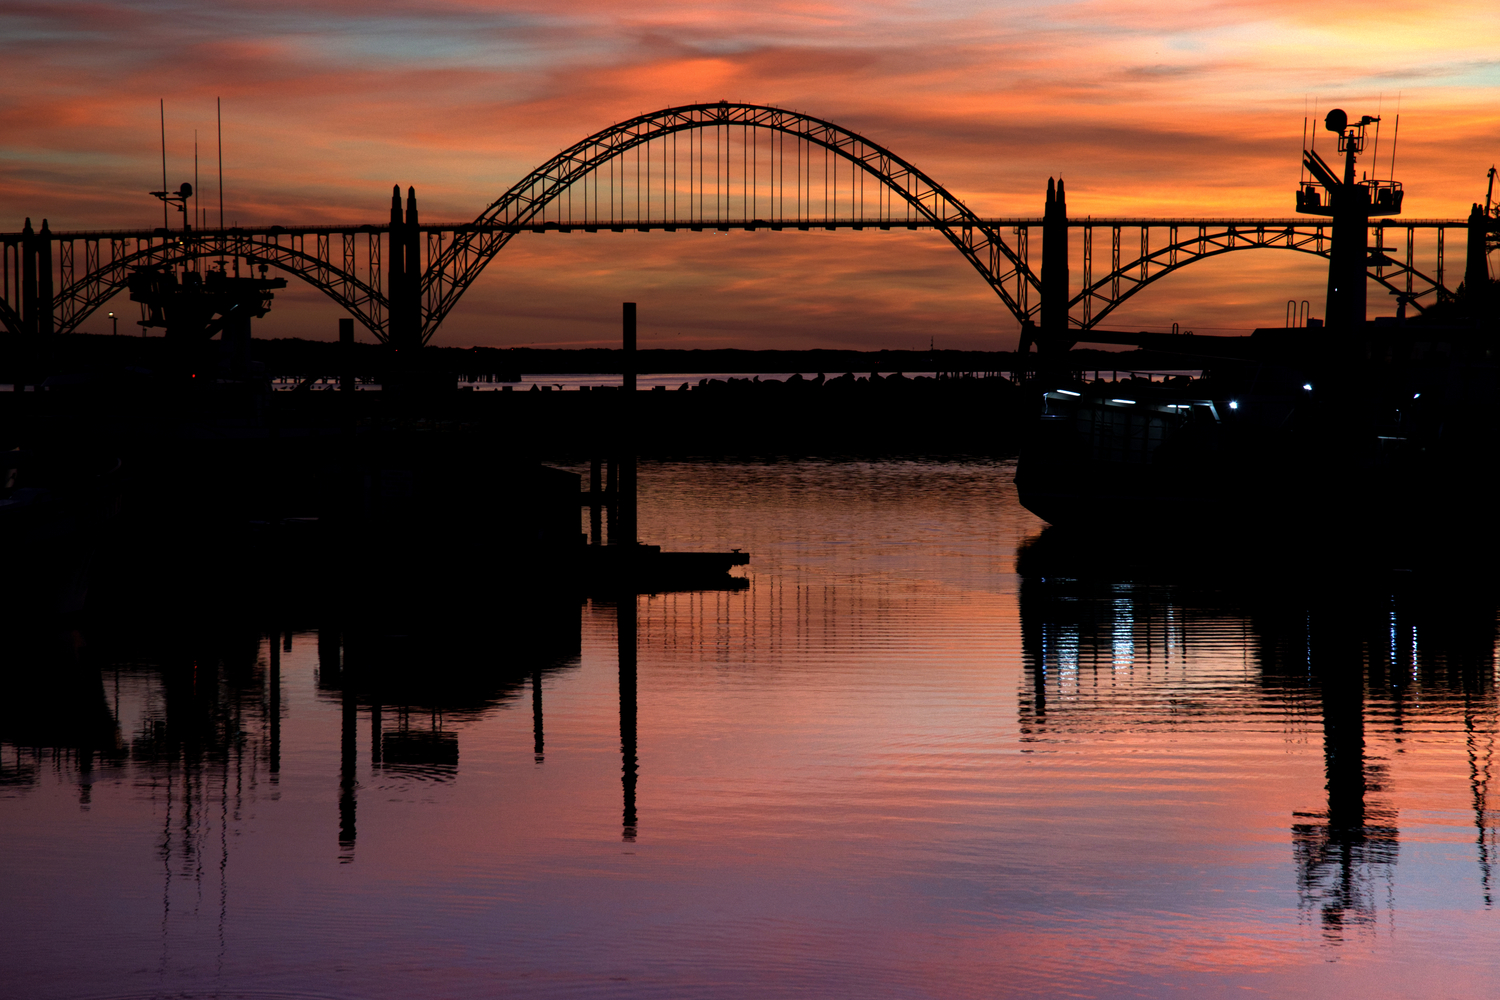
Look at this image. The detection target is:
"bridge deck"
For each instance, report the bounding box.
[1,217,1468,241]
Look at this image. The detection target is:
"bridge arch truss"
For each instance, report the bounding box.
[1071,219,1460,329]
[2,230,385,339]
[423,102,1040,343]
[3,101,1474,341]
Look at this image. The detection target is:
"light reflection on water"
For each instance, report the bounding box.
[3,458,1499,999]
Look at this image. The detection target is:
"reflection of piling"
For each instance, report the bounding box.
[370,702,382,766]
[1322,659,1367,836]
[268,632,281,777]
[325,627,356,860]
[340,683,357,859]
[532,669,545,763]
[1292,631,1398,940]
[619,598,638,842]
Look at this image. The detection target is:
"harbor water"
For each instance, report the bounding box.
[3,458,1498,998]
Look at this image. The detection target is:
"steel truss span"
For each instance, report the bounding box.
[1,229,387,340]
[1072,220,1457,328]
[423,102,1038,344]
[0,100,1474,340]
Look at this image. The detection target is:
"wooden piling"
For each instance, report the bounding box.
[590,457,602,545]
[339,317,354,391]
[618,302,638,547]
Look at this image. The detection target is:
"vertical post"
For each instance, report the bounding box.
[623,301,637,392]
[1438,228,1446,294]
[605,458,617,544]
[589,457,602,545]
[1405,226,1415,296]
[339,317,354,391]
[617,302,638,548]
[618,597,638,842]
[36,220,52,337]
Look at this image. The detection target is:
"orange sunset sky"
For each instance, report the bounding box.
[2,0,1496,350]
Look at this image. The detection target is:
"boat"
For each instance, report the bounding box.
[1015,111,1500,547]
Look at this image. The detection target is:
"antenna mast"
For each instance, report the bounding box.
[1300,116,1308,184]
[1389,115,1400,182]
[159,99,168,229]
[217,97,224,230]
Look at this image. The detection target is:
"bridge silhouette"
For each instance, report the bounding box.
[0,102,1476,344]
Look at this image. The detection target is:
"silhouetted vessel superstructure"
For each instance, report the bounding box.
[1016,111,1500,546]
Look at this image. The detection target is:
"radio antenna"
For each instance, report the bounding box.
[159,99,168,229]
[217,97,224,230]
[1388,114,1400,182]
[194,130,199,230]
[1300,115,1308,184]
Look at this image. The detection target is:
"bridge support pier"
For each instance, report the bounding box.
[1466,203,1492,299]
[20,218,37,338]
[386,186,422,355]
[35,220,53,338]
[1032,179,1073,367]
[1041,178,1068,338]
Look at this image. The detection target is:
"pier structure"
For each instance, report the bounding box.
[1,102,1491,350]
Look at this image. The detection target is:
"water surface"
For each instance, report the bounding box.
[3,459,1498,998]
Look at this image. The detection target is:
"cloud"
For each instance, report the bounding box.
[2,0,1496,348]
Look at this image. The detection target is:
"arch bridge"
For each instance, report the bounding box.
[0,102,1481,343]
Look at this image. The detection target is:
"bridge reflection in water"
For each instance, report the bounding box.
[7,521,1500,979]
[1019,553,1499,940]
